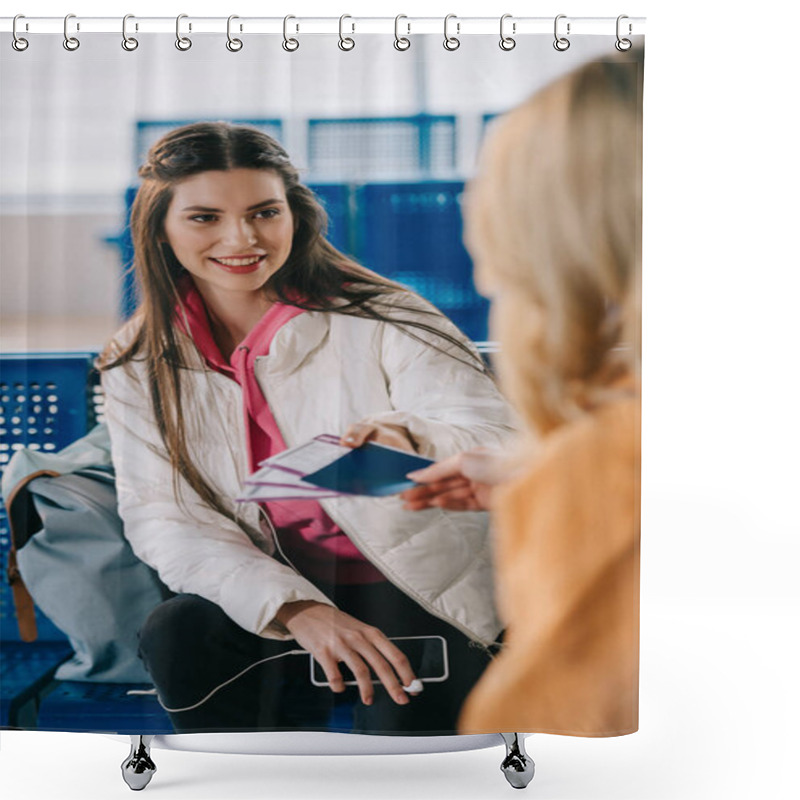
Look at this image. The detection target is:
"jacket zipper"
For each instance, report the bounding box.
[254,357,498,655]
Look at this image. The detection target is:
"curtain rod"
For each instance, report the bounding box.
[1,16,646,37]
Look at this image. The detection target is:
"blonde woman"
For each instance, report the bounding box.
[402,49,643,737]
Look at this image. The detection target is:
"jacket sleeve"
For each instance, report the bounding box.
[100,362,335,640]
[364,309,518,459]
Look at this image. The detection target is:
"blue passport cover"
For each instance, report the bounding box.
[304,442,434,496]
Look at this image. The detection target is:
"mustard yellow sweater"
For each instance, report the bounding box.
[459,392,641,736]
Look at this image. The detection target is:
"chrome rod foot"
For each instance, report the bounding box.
[121,735,157,791]
[500,732,535,789]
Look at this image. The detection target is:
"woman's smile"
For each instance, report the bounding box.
[209,254,267,273]
[163,168,295,297]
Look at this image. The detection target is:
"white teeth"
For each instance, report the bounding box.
[213,256,262,266]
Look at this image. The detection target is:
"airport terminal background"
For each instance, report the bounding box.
[0,34,612,351]
[0,34,613,731]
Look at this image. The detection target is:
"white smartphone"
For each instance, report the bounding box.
[309,635,450,688]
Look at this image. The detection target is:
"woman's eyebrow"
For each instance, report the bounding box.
[246,198,285,210]
[180,199,286,212]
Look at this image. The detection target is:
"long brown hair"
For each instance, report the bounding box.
[99,122,484,518]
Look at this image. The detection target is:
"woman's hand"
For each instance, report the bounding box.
[340,421,416,453]
[401,448,510,512]
[275,601,420,706]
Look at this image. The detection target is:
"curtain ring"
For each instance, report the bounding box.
[175,14,192,51]
[338,14,355,51]
[499,14,516,51]
[615,15,632,51]
[282,15,299,51]
[553,14,570,51]
[443,14,460,51]
[122,14,139,51]
[12,15,29,51]
[394,14,411,51]
[63,13,80,51]
[226,15,243,51]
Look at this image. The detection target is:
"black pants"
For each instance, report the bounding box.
[137,580,493,735]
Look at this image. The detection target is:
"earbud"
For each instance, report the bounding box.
[402,679,424,694]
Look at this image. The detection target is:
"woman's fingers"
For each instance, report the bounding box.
[369,635,419,697]
[284,603,419,706]
[324,639,417,707]
[402,449,509,511]
[340,422,376,448]
[405,491,483,512]
[343,629,419,705]
[340,421,416,452]
[351,638,413,706]
[406,453,463,484]
[459,449,510,485]
[404,476,470,498]
[338,647,378,706]
[316,652,347,694]
[430,485,484,510]
[408,449,507,485]
[401,477,471,510]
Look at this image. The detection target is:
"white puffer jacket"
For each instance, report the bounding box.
[101,297,516,647]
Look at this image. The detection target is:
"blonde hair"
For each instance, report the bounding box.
[465,50,643,435]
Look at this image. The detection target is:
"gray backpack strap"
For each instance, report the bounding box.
[4,468,60,641]
[1,422,115,642]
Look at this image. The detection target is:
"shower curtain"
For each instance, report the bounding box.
[0,17,644,741]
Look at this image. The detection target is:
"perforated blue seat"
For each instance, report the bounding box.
[0,353,173,732]
[0,352,102,646]
[355,182,490,341]
[36,681,173,735]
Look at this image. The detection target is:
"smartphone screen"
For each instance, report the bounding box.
[309,635,449,687]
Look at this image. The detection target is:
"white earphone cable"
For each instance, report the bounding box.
[127,649,309,713]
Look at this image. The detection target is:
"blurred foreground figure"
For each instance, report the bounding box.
[404,48,643,736]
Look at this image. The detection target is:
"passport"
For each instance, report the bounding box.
[304,442,434,497]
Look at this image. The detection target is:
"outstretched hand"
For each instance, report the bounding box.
[400,448,510,512]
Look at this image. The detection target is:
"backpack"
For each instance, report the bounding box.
[3,426,170,682]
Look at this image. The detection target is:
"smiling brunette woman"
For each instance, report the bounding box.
[97,122,514,735]
[161,169,296,360]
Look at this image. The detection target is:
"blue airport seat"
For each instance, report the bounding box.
[308,115,457,180]
[306,183,353,257]
[0,352,354,733]
[0,640,73,729]
[0,353,171,732]
[35,681,173,734]
[103,186,139,320]
[354,182,490,341]
[0,352,102,645]
[0,354,97,728]
[305,116,488,340]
